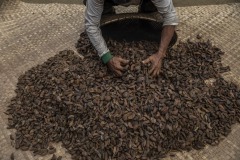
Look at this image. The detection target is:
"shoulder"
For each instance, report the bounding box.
[151,0,171,5]
[87,0,105,6]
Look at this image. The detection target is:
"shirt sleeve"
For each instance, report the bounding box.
[151,0,179,26]
[85,0,110,57]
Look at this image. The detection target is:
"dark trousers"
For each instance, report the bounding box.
[84,0,158,15]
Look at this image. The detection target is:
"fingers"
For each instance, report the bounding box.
[115,69,122,76]
[157,68,161,76]
[108,56,129,76]
[116,57,128,70]
[149,65,155,75]
[150,65,161,77]
[152,69,157,77]
[152,68,159,77]
[142,56,156,76]
[119,58,129,65]
[115,63,124,71]
[142,57,151,64]
[109,64,123,76]
[109,55,163,77]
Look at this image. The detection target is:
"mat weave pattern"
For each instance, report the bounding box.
[0,1,240,160]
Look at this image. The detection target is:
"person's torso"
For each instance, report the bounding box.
[113,0,142,6]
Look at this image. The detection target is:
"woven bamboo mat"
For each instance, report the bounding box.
[0,1,240,160]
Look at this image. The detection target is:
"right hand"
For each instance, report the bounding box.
[107,56,129,76]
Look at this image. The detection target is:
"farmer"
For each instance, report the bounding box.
[84,0,178,77]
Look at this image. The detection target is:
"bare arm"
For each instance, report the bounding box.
[152,0,178,56]
[142,0,178,77]
[157,25,175,57]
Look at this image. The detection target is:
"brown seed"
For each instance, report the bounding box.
[104,95,111,101]
[196,34,202,39]
[123,112,135,121]
[21,145,29,151]
[10,134,14,140]
[51,154,57,160]
[48,146,56,154]
[10,153,14,160]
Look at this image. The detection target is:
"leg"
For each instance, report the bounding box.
[139,0,158,13]
[84,0,116,15]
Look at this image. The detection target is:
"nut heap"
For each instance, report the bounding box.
[6,33,240,160]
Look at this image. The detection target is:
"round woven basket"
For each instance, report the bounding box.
[100,13,178,48]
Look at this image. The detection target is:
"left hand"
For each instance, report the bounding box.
[142,52,165,77]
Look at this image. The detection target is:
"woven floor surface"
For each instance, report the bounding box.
[0,1,240,160]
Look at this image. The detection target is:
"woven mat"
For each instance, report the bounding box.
[0,1,240,160]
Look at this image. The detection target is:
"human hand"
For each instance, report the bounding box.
[107,56,129,76]
[142,52,165,77]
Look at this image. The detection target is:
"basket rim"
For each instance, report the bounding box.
[100,12,164,26]
[100,13,177,48]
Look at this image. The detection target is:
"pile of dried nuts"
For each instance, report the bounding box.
[6,33,240,159]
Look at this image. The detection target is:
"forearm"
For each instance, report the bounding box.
[85,25,109,57]
[157,25,175,56]
[151,0,178,56]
